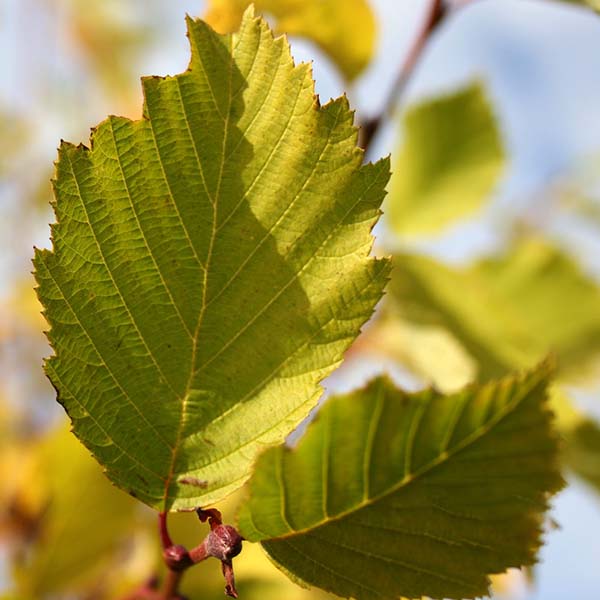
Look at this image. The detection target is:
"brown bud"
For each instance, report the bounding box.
[163,544,192,572]
[205,524,243,561]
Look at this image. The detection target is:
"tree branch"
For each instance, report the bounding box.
[359,0,447,152]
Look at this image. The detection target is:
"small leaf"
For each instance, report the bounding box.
[387,83,504,236]
[237,363,564,600]
[387,240,600,381]
[34,9,390,511]
[203,0,376,81]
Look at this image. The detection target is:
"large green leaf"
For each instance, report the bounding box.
[387,83,504,236]
[386,240,600,382]
[34,9,390,511]
[203,0,376,81]
[237,363,563,600]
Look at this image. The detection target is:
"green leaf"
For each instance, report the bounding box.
[34,9,390,511]
[203,0,376,81]
[237,363,563,600]
[387,83,504,236]
[387,240,600,381]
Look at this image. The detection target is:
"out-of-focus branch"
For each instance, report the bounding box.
[359,0,480,153]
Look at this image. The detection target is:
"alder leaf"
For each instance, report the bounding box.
[387,83,504,236]
[237,363,564,600]
[203,0,376,81]
[386,240,600,381]
[33,9,390,511]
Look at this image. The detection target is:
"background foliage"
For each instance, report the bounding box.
[2,0,600,599]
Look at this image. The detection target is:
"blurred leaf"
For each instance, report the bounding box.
[357,317,477,392]
[34,10,389,511]
[557,0,600,13]
[203,0,376,81]
[564,418,600,492]
[560,189,600,226]
[0,401,46,545]
[387,240,600,381]
[10,425,149,598]
[0,111,29,176]
[387,83,504,236]
[238,364,564,600]
[63,0,153,98]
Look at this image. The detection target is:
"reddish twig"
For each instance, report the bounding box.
[161,570,185,600]
[359,0,447,151]
[120,509,243,600]
[158,512,174,549]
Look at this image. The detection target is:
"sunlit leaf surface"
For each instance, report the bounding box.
[34,9,390,511]
[238,363,563,600]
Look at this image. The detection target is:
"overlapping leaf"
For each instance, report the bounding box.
[34,9,390,511]
[386,240,600,381]
[203,0,376,81]
[237,363,563,600]
[387,83,504,236]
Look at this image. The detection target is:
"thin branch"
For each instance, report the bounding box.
[359,0,447,152]
[161,570,185,600]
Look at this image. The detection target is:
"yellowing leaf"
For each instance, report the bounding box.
[238,363,563,600]
[387,240,600,381]
[203,0,376,81]
[388,83,504,236]
[34,10,390,512]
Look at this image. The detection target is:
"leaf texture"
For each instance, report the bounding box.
[203,0,376,81]
[387,83,504,236]
[34,9,390,511]
[237,364,564,600]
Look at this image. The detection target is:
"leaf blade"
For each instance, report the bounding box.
[34,10,390,511]
[238,364,564,600]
